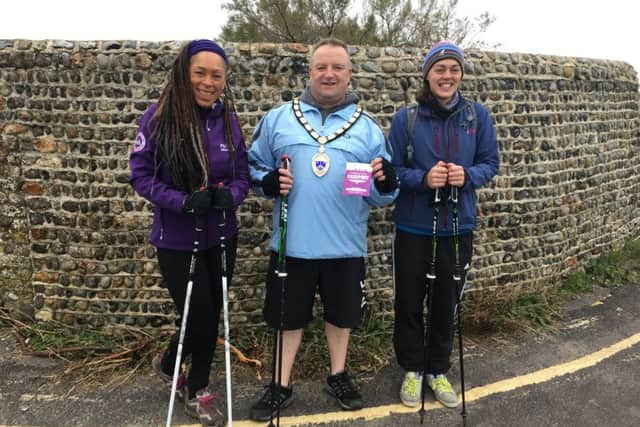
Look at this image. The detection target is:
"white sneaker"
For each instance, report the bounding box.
[400,371,423,407]
[427,373,458,408]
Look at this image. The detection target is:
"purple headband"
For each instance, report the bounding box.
[188,39,228,64]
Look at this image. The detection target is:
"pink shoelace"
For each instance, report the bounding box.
[197,391,222,410]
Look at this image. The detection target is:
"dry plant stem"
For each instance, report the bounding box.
[217,336,262,368]
[2,307,266,386]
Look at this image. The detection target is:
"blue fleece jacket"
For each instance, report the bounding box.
[389,96,499,235]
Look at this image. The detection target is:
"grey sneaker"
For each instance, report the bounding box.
[400,371,423,407]
[152,353,186,400]
[427,373,458,408]
[184,388,225,426]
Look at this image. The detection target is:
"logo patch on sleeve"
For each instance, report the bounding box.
[133,132,146,152]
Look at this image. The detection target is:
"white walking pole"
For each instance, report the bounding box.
[166,217,203,427]
[217,183,233,426]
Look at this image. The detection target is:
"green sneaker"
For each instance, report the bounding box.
[427,374,458,408]
[400,371,423,407]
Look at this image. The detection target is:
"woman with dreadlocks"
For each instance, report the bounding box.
[129,39,249,425]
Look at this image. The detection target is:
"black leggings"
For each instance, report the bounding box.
[156,236,237,395]
[393,229,472,374]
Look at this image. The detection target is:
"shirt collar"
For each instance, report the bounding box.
[298,87,360,120]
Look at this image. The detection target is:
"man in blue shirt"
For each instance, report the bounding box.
[248,38,398,420]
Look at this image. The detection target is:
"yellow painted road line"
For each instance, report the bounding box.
[2,332,639,427]
[465,331,640,401]
[227,331,640,427]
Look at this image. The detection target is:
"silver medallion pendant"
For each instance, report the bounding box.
[311,151,330,177]
[291,97,363,178]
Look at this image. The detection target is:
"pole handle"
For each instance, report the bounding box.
[280,154,290,172]
[450,185,459,204]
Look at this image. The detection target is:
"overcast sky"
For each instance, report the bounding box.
[2,0,639,74]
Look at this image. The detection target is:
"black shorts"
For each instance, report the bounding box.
[263,253,365,330]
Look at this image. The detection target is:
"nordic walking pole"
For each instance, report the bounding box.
[420,188,441,424]
[269,154,291,427]
[216,182,234,427]
[166,213,204,427]
[450,185,467,426]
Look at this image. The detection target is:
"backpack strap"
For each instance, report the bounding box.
[464,100,478,133]
[406,102,418,167]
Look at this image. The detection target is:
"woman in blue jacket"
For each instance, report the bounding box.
[389,41,499,409]
[129,40,249,425]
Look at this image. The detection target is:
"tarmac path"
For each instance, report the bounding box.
[1,283,639,427]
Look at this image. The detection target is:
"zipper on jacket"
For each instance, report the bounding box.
[159,210,164,241]
[454,126,459,154]
[446,122,453,162]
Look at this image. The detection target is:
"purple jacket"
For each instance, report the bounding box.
[129,102,249,251]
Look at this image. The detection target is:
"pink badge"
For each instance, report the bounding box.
[342,162,372,196]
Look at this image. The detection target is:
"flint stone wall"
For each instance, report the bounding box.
[0,40,639,330]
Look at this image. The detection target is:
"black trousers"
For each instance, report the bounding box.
[393,229,472,374]
[156,236,237,395]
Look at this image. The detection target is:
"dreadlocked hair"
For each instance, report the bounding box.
[222,82,238,179]
[151,45,209,192]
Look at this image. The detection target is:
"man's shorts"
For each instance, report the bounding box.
[263,253,366,330]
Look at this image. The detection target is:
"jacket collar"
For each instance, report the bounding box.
[198,101,224,120]
[418,92,466,119]
[298,87,359,120]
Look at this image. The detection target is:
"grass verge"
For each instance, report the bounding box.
[226,308,394,382]
[472,239,640,334]
[0,311,164,387]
